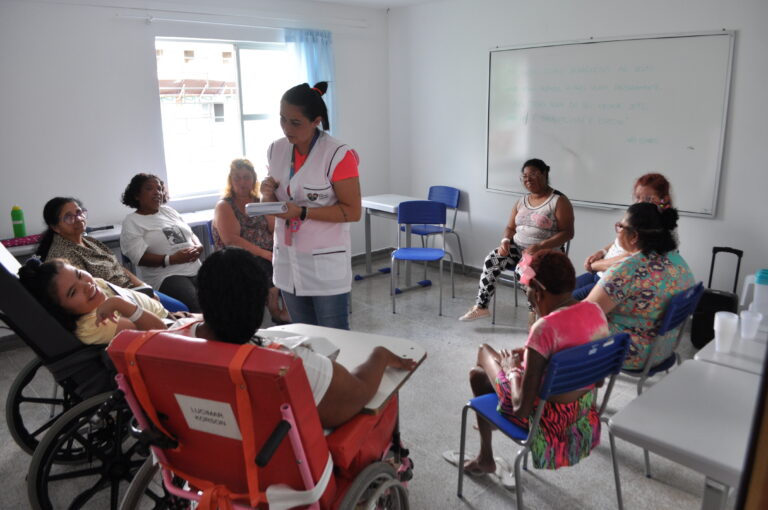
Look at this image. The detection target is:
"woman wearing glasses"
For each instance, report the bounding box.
[585,202,695,370]
[38,197,147,290]
[459,158,575,322]
[572,173,673,300]
[37,196,188,313]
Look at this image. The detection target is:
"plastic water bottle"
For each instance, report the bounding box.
[11,206,26,238]
[742,269,768,332]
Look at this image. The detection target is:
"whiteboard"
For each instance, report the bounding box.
[486,32,734,217]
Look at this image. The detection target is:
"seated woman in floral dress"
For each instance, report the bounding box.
[212,158,289,323]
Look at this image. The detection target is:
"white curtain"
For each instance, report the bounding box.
[284,29,337,133]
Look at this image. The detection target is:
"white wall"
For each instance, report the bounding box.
[0,0,391,257]
[388,0,768,293]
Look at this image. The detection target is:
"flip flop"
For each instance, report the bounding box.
[441,450,515,490]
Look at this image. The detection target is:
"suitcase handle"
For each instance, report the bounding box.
[708,246,743,292]
[712,246,744,258]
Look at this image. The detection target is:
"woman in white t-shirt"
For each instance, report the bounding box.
[120,174,203,312]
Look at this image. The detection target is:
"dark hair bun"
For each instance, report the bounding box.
[312,82,328,95]
[18,257,42,278]
[660,207,679,231]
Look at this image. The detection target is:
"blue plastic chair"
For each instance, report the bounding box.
[616,281,704,478]
[401,186,466,274]
[456,333,630,510]
[391,200,454,316]
[620,282,704,395]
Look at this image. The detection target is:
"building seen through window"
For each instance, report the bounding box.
[155,38,299,199]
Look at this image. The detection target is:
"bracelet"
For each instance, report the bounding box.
[299,206,308,221]
[163,254,170,267]
[126,304,144,323]
[501,237,511,244]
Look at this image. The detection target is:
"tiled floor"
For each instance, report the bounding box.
[0,255,716,509]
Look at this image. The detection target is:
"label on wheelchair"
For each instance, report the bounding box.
[175,394,242,440]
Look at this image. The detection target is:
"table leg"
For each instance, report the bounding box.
[700,478,729,510]
[365,207,372,275]
[405,224,412,286]
[354,207,392,281]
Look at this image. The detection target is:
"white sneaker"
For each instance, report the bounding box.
[459,306,490,322]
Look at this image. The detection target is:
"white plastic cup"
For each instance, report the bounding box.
[740,310,763,340]
[714,311,739,352]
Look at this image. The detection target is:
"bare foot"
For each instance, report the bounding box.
[463,457,496,475]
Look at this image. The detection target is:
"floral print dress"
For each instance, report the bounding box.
[599,251,695,369]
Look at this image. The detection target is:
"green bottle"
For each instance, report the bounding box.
[11,206,26,238]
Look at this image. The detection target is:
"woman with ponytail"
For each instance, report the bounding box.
[260,82,361,329]
[586,202,695,369]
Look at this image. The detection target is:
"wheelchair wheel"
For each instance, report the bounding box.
[5,357,78,456]
[119,457,191,510]
[338,462,409,510]
[27,391,148,510]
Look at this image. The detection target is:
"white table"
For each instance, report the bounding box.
[7,209,215,259]
[609,361,760,510]
[694,333,767,375]
[357,194,421,286]
[265,323,426,412]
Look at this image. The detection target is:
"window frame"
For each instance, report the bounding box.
[155,37,290,207]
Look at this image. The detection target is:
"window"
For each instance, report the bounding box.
[155,39,300,199]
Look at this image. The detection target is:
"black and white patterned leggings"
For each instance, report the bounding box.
[475,245,523,309]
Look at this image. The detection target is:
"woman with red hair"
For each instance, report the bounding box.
[572,173,673,300]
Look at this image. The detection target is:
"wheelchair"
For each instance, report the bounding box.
[1,251,149,509]
[109,329,415,510]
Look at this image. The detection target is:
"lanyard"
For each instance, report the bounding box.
[287,130,321,196]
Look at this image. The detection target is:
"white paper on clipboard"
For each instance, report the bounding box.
[246,202,288,216]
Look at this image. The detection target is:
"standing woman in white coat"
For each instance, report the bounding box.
[260,82,361,329]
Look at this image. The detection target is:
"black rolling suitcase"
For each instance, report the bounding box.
[690,246,743,349]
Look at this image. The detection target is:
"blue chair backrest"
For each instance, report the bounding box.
[657,282,704,335]
[428,186,460,209]
[398,200,446,225]
[538,333,631,399]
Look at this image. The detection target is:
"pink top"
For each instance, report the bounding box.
[526,301,610,361]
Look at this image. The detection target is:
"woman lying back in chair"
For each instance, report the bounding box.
[172,247,416,429]
[452,250,609,473]
[19,258,174,345]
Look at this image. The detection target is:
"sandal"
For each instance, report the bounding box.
[441,450,515,489]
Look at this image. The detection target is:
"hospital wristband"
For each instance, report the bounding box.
[126,304,144,323]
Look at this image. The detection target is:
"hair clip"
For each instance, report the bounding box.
[515,253,535,285]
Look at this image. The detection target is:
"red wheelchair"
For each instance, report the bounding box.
[108,329,414,509]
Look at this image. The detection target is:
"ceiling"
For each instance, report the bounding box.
[307,0,432,9]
